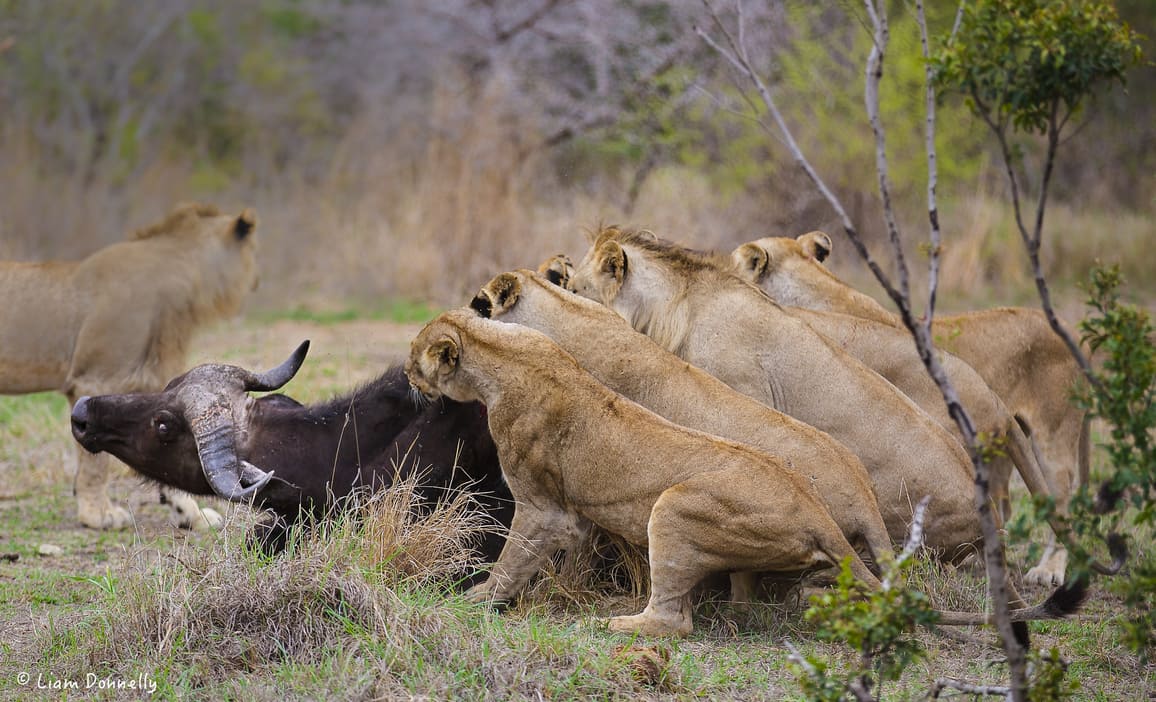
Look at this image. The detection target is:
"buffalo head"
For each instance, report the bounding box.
[71,341,310,502]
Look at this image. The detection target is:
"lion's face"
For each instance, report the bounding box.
[406,322,477,404]
[568,239,626,307]
[201,208,261,303]
[730,232,832,289]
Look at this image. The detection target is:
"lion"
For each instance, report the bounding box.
[0,203,259,530]
[566,227,992,557]
[694,245,1067,584]
[470,268,894,600]
[469,268,892,596]
[731,232,1087,586]
[407,309,1082,636]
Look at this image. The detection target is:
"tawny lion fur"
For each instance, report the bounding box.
[406,309,883,636]
[567,227,990,562]
[731,233,1087,586]
[472,268,894,601]
[407,309,1079,635]
[0,203,259,530]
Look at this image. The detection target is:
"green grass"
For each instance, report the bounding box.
[257,299,443,326]
[2,316,1154,700]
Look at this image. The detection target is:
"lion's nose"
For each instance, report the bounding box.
[71,396,91,439]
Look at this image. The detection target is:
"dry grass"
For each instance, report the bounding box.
[8,68,1147,319]
[4,68,1155,696]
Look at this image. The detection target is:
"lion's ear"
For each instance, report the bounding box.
[489,273,522,316]
[235,209,257,239]
[468,291,492,318]
[732,243,770,282]
[597,240,628,283]
[430,336,460,375]
[537,255,573,288]
[798,231,832,263]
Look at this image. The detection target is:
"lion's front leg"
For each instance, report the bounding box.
[467,502,587,605]
[73,447,132,530]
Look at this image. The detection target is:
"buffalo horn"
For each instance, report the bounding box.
[241,340,310,391]
[193,417,273,501]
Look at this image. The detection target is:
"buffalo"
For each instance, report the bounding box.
[70,341,512,566]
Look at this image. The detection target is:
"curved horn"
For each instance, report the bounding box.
[241,340,310,392]
[192,417,273,501]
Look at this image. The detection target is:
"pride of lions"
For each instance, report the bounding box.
[3,204,1092,638]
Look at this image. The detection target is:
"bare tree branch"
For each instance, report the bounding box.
[984,99,1097,385]
[932,678,1012,699]
[698,1,1030,696]
[886,495,932,589]
[916,0,942,332]
[863,0,910,303]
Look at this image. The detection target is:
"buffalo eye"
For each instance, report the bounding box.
[154,412,179,442]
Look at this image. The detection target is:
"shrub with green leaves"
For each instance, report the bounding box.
[1073,265,1155,660]
[931,0,1143,134]
[789,556,938,701]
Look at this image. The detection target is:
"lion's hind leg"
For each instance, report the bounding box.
[73,446,132,529]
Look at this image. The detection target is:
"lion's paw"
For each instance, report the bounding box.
[1024,557,1067,588]
[608,613,691,637]
[197,507,224,529]
[167,493,223,531]
[77,497,133,530]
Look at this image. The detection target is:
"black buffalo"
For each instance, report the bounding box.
[70,341,511,567]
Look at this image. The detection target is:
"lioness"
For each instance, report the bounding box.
[407,309,888,636]
[407,310,1082,636]
[691,250,1064,582]
[567,227,985,560]
[0,203,258,530]
[470,268,893,596]
[732,233,1086,586]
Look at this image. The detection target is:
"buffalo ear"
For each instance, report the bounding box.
[733,242,770,282]
[597,240,628,283]
[798,231,832,263]
[235,208,257,239]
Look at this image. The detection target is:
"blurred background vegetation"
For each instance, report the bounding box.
[0,0,1151,313]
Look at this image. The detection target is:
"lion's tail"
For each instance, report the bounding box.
[934,578,1087,627]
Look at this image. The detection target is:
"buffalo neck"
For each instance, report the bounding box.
[242,366,425,492]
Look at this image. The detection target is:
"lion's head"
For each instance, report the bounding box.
[406,311,476,404]
[730,232,896,325]
[136,202,261,316]
[731,231,831,285]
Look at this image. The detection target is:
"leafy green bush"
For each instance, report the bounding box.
[789,556,938,701]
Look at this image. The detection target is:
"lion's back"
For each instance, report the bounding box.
[1,203,258,397]
[0,261,82,393]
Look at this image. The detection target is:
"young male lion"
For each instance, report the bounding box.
[0,203,259,530]
[406,309,886,636]
[731,233,1086,587]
